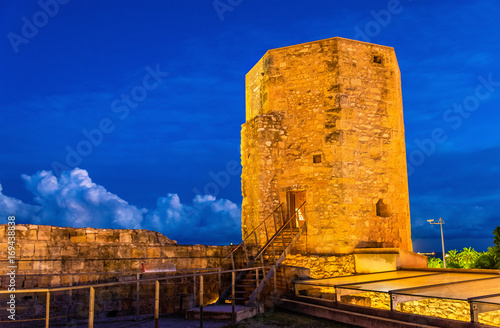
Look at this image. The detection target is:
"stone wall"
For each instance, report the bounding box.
[0,224,232,321]
[241,37,412,254]
[282,253,355,278]
[0,224,230,276]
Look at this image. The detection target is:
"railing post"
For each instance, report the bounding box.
[231,252,235,271]
[243,241,249,264]
[69,274,73,299]
[155,280,159,328]
[218,268,222,296]
[264,221,269,242]
[193,270,197,307]
[45,291,50,328]
[254,231,258,248]
[136,273,140,318]
[231,271,235,323]
[273,265,277,294]
[271,240,276,264]
[200,275,204,328]
[255,268,260,313]
[89,287,95,328]
[68,275,73,323]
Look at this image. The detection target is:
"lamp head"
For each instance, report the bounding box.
[427,219,434,223]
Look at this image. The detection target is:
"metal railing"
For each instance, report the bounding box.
[218,201,307,306]
[0,266,275,328]
[225,203,285,270]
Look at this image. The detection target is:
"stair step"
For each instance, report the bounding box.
[235,285,256,288]
[222,297,249,301]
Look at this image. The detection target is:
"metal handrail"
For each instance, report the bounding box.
[0,265,276,328]
[0,267,221,278]
[225,202,284,260]
[0,266,274,294]
[250,201,306,267]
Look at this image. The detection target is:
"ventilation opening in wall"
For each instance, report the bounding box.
[376,199,390,217]
[313,154,322,163]
[373,55,383,64]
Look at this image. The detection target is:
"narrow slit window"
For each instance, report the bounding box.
[313,154,322,163]
[373,55,383,64]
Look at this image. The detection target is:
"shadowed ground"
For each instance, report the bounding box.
[5,310,359,328]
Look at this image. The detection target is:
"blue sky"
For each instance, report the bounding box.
[0,0,499,251]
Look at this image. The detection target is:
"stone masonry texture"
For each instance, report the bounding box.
[241,37,412,254]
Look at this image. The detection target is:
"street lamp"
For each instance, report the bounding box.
[427,218,446,268]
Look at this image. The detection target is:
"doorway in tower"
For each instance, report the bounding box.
[287,190,306,227]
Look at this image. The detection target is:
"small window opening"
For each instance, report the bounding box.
[376,199,390,217]
[313,154,322,163]
[373,55,383,64]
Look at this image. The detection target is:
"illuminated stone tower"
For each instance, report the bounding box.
[241,37,412,254]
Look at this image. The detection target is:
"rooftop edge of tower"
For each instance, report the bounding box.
[246,37,395,78]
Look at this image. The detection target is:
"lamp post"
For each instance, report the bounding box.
[427,218,446,268]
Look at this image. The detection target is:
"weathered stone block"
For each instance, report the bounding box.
[37,225,51,241]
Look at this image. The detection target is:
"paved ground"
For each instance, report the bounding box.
[5,310,359,328]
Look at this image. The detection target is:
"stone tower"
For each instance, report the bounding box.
[241,37,412,255]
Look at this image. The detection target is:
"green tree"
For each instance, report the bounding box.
[428,257,443,268]
[494,226,500,247]
[474,251,499,269]
[445,249,461,268]
[458,247,479,269]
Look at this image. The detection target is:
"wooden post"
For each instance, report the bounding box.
[200,275,204,328]
[45,291,50,328]
[155,280,159,328]
[136,273,140,318]
[89,287,95,328]
[231,271,235,323]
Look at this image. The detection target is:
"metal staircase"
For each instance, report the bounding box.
[217,201,307,307]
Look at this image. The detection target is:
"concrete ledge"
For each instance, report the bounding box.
[186,304,259,322]
[354,248,427,273]
[277,296,487,328]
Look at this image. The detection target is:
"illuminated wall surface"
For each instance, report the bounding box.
[241,37,412,254]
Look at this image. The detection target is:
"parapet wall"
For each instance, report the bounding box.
[0,224,230,276]
[0,224,232,321]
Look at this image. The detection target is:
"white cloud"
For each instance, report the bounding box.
[0,184,40,221]
[2,168,241,245]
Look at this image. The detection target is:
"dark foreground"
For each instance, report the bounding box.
[4,309,359,328]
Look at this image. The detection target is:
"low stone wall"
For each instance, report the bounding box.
[282,254,355,278]
[0,224,230,277]
[0,224,232,322]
